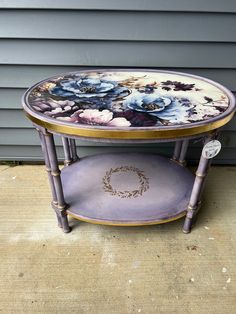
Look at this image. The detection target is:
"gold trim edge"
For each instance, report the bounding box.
[67,211,186,226]
[25,111,234,140]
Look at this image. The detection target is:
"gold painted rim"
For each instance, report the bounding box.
[67,210,186,226]
[25,111,234,139]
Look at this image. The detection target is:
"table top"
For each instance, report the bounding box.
[22,69,235,140]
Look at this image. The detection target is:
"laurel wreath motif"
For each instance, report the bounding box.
[102,166,149,198]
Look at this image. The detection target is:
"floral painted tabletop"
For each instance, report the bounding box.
[23,70,235,138]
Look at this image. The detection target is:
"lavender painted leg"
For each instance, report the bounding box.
[183,133,217,233]
[172,141,182,161]
[38,129,62,228]
[178,140,189,165]
[44,131,71,233]
[69,139,79,162]
[62,137,73,166]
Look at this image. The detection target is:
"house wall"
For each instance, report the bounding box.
[0,0,235,163]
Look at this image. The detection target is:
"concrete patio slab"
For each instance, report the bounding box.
[0,165,235,313]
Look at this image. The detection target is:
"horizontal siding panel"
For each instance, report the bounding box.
[213,114,236,131]
[1,145,236,164]
[1,128,236,147]
[1,109,235,130]
[0,66,90,88]
[0,88,23,109]
[1,0,236,13]
[0,40,236,68]
[1,11,236,42]
[0,109,29,128]
[1,66,236,91]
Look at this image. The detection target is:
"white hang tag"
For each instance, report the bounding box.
[202,140,221,159]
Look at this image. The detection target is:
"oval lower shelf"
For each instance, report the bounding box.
[61,153,194,226]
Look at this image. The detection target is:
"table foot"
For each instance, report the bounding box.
[62,227,72,233]
[55,212,62,228]
[60,212,71,233]
[182,213,198,233]
[182,218,191,233]
[51,201,71,232]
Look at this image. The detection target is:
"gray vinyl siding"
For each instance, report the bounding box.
[1,0,236,12]
[1,11,236,42]
[0,1,236,163]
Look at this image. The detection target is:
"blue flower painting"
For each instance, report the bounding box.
[28,71,230,127]
[50,77,130,100]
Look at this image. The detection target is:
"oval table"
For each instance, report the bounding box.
[22,69,236,233]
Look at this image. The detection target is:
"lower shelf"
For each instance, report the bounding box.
[61,153,194,226]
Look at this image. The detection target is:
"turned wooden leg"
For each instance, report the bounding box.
[172,141,182,161]
[43,130,71,233]
[178,140,189,166]
[38,129,62,228]
[69,138,79,162]
[172,140,189,166]
[62,137,73,166]
[183,132,218,233]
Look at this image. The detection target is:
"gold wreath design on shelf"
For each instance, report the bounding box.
[102,166,149,199]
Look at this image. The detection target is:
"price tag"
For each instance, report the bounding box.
[202,140,221,159]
